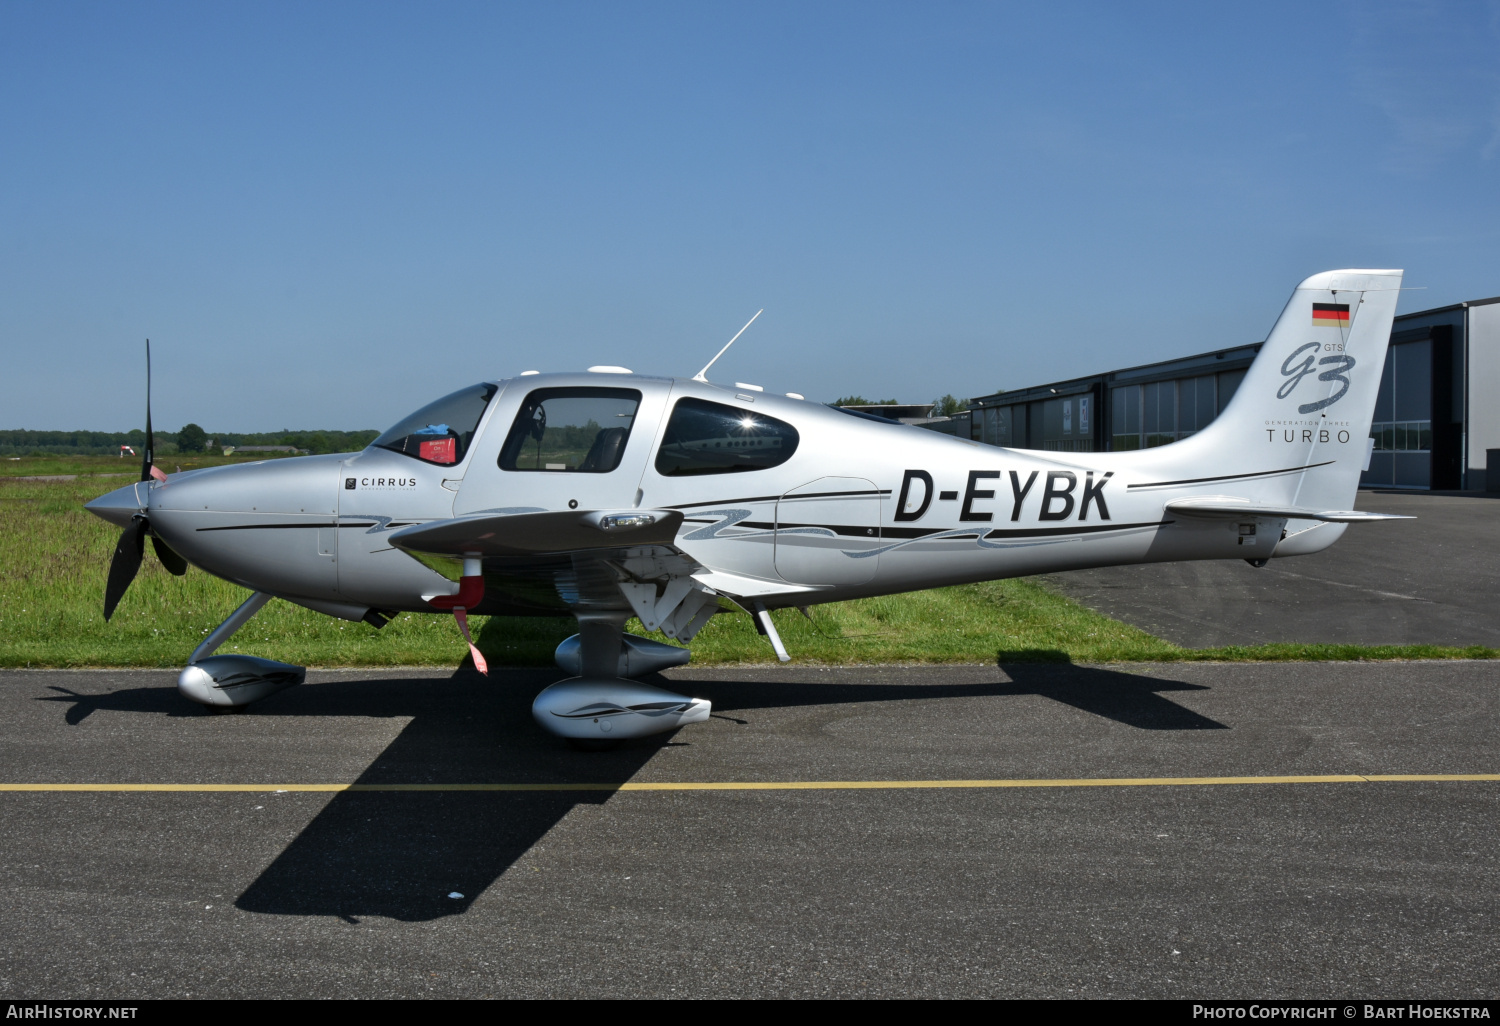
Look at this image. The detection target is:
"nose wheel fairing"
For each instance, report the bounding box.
[178,655,305,708]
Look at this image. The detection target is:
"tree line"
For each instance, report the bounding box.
[0,427,380,457]
[829,395,968,416]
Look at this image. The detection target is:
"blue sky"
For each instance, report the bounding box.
[2,1,1498,432]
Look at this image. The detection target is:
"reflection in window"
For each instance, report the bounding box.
[1177,375,1216,437]
[977,404,1021,447]
[655,397,799,476]
[1217,368,1246,414]
[1393,341,1432,421]
[373,383,497,466]
[997,405,1018,447]
[1370,421,1431,452]
[1112,376,1226,450]
[1142,380,1177,448]
[1111,385,1141,450]
[499,388,641,473]
[1039,396,1094,451]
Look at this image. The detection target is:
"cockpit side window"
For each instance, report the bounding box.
[372,383,497,466]
[499,388,642,473]
[654,397,800,476]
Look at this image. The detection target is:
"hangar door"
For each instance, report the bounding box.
[774,477,881,586]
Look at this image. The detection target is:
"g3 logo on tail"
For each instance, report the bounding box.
[1279,341,1356,414]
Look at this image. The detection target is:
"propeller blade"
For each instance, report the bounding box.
[140,339,156,484]
[152,533,188,576]
[104,519,147,621]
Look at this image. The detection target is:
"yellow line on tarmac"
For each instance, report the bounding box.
[0,774,1496,793]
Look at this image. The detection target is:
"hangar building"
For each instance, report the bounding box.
[951,295,1500,490]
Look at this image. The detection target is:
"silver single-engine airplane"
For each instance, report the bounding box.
[88,269,1410,748]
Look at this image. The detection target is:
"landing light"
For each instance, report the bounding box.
[599,513,657,531]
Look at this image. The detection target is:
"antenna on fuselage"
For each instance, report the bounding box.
[692,309,763,383]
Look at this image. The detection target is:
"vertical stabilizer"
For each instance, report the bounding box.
[1171,269,1403,516]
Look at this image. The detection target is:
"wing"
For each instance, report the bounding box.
[389,508,687,557]
[388,508,819,640]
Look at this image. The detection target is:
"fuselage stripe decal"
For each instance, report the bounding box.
[194,522,420,532]
[743,520,882,537]
[705,519,1168,539]
[983,520,1169,539]
[1126,461,1336,490]
[667,489,890,510]
[196,522,344,531]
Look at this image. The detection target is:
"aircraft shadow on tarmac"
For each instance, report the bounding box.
[705,656,1229,733]
[40,659,1224,923]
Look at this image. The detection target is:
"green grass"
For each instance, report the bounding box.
[2,477,1493,668]
[0,453,295,478]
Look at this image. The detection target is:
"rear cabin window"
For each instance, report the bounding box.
[499,388,642,473]
[372,383,497,466]
[654,397,799,476]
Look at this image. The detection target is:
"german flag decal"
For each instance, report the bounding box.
[1312,303,1351,328]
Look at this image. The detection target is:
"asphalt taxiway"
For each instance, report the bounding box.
[1048,490,1500,648]
[1,661,1496,998]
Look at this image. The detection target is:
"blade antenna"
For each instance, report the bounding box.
[693,309,762,383]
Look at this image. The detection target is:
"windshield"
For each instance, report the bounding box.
[372,383,497,465]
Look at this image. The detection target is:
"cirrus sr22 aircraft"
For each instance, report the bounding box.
[88,269,1409,748]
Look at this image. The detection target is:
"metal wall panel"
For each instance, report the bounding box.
[1468,302,1500,482]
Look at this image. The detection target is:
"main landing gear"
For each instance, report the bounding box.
[175,597,709,747]
[533,612,710,750]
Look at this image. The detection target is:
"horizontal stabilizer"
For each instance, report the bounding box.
[1165,498,1413,523]
[389,508,685,558]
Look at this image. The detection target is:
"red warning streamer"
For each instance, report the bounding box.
[428,576,488,676]
[453,607,487,676]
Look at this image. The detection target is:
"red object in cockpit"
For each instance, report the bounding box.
[419,437,456,463]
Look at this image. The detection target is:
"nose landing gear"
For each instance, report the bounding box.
[176,592,305,709]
